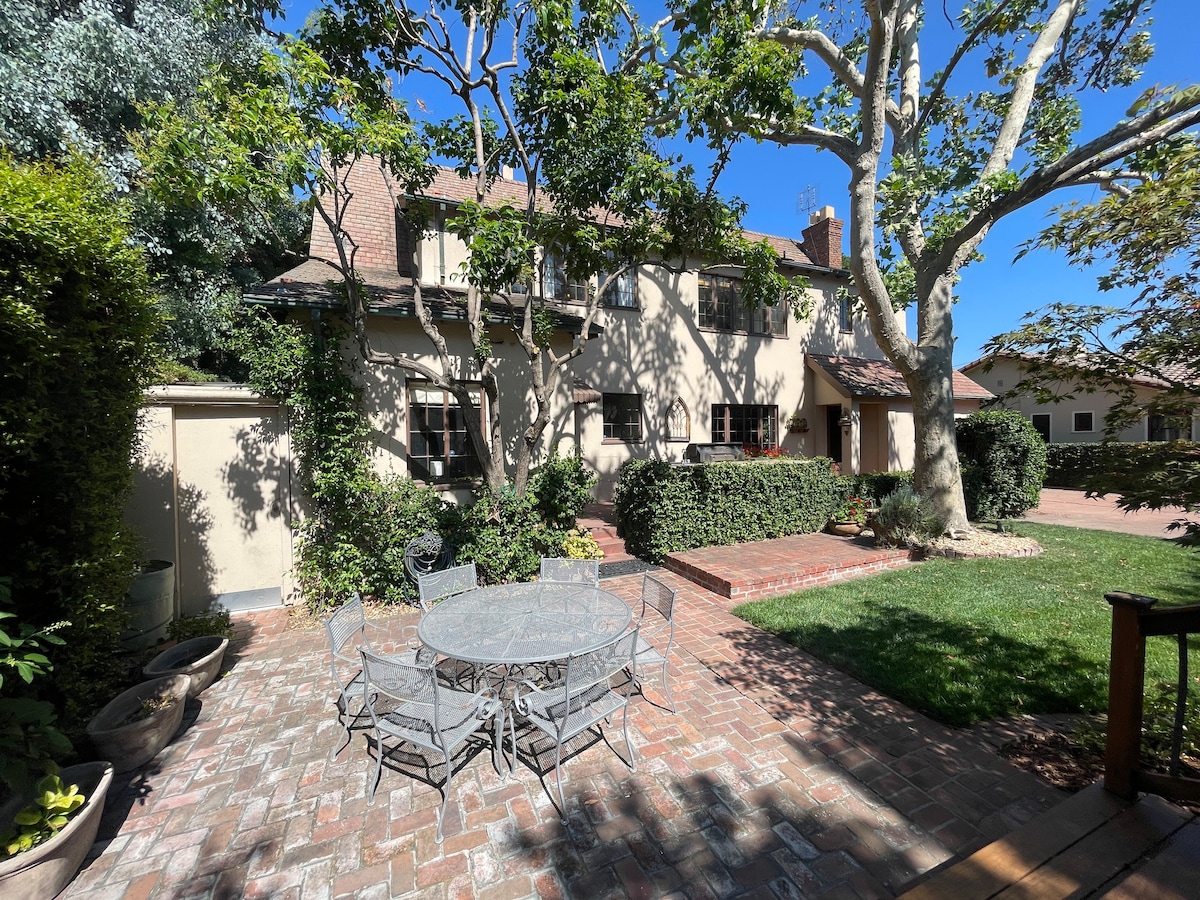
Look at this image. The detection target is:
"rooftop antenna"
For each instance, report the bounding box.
[796,185,818,217]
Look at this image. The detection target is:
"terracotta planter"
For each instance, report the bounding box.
[0,761,113,898]
[86,674,189,773]
[143,635,229,698]
[826,521,864,537]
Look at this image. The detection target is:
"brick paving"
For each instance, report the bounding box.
[64,564,1063,900]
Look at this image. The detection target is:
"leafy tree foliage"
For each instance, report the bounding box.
[0,0,303,378]
[632,0,1200,530]
[142,2,807,497]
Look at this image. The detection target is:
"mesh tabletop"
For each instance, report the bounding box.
[417,582,632,665]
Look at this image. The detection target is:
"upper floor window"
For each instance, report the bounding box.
[838,294,853,333]
[601,265,637,308]
[1072,411,1095,433]
[603,393,643,442]
[543,252,589,303]
[408,382,484,483]
[712,403,778,448]
[698,274,786,336]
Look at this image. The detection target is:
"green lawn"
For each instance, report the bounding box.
[733,523,1200,727]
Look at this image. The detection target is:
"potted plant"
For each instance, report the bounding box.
[0,763,113,897]
[143,634,229,698]
[85,674,189,773]
[786,413,808,434]
[0,582,112,897]
[826,495,871,536]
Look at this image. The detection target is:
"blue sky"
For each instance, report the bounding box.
[282,0,1196,366]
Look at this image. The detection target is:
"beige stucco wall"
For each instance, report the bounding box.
[363,224,909,497]
[964,357,1196,442]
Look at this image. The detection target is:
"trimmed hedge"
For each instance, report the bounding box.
[613,458,841,561]
[1046,441,1199,489]
[956,411,1047,520]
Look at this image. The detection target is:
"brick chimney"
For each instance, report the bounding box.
[800,206,844,269]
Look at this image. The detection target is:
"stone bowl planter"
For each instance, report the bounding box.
[143,635,229,698]
[0,761,113,898]
[825,521,865,537]
[86,674,189,773]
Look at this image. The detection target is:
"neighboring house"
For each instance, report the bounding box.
[961,352,1199,443]
[243,163,992,500]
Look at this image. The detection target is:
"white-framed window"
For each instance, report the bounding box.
[603,393,643,441]
[543,251,589,303]
[1072,411,1095,433]
[600,263,637,308]
[711,403,778,448]
[666,397,690,442]
[407,382,484,483]
[698,274,786,336]
[1031,413,1051,442]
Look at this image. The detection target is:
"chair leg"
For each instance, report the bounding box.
[330,692,352,760]
[368,734,383,803]
[621,704,637,772]
[554,738,568,824]
[436,751,452,843]
[660,659,676,714]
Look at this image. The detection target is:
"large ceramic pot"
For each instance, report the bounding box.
[86,674,190,773]
[0,761,113,898]
[826,521,864,537]
[121,560,175,650]
[143,635,229,698]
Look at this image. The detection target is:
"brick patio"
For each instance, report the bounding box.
[61,560,1064,900]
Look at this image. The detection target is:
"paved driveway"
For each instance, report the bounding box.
[1023,488,1190,539]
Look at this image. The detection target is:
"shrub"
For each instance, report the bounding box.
[613,458,841,561]
[871,486,944,549]
[528,446,597,529]
[0,157,160,726]
[166,609,234,643]
[560,528,603,560]
[956,411,1048,520]
[842,471,912,503]
[447,488,565,585]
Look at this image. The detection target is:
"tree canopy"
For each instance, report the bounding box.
[629,0,1200,530]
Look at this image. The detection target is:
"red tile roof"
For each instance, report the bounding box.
[807,353,994,400]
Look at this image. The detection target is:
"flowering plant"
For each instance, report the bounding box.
[832,495,870,525]
[742,444,789,459]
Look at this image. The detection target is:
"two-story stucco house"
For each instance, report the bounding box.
[245,163,992,500]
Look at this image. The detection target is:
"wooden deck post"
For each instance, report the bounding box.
[1103,591,1155,799]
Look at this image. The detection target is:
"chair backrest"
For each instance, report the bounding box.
[418,562,478,612]
[359,647,440,740]
[640,573,677,623]
[324,593,369,665]
[540,557,600,586]
[563,626,640,702]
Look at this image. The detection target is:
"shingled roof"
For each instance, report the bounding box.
[807,353,993,400]
[245,260,602,337]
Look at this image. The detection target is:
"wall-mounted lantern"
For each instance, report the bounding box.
[837,407,852,431]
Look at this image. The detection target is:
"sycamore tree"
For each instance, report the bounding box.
[146,1,804,497]
[630,0,1200,531]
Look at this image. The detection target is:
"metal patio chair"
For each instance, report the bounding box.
[539,557,600,586]
[324,593,430,759]
[634,573,679,713]
[359,648,502,842]
[511,626,639,822]
[417,562,478,613]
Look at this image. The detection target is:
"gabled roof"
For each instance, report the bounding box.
[245,260,602,337]
[961,351,1197,392]
[807,353,994,400]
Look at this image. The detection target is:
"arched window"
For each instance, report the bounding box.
[666,397,690,442]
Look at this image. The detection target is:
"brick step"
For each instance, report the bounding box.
[662,533,911,603]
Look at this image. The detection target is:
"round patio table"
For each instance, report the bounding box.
[417,581,632,665]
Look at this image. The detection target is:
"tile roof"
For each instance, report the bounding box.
[245,261,602,337]
[807,353,994,400]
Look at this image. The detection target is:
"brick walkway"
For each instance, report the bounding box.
[64,568,1062,900]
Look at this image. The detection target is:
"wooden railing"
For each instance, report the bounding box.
[1104,591,1200,803]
